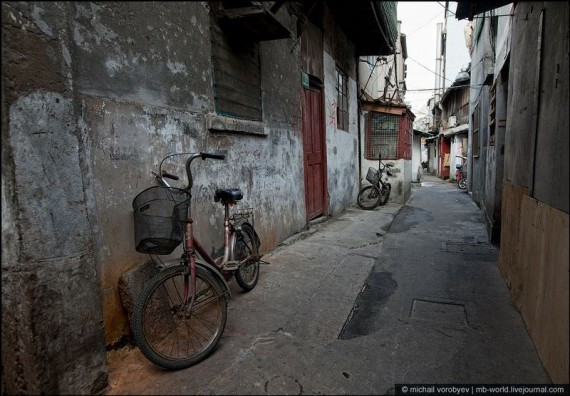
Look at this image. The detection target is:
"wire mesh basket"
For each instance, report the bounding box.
[132,186,191,255]
[366,167,380,184]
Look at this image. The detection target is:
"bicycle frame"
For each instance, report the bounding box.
[154,152,260,307]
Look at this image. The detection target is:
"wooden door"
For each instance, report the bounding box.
[439,137,451,179]
[302,86,326,220]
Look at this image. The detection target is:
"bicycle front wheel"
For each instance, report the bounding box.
[234,223,260,292]
[458,178,467,190]
[132,265,228,370]
[357,185,382,210]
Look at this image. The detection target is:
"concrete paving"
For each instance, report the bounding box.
[106,175,549,395]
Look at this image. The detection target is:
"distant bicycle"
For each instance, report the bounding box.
[131,152,262,370]
[357,155,393,210]
[456,155,467,190]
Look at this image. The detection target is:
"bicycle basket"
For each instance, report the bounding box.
[366,167,380,184]
[132,186,191,255]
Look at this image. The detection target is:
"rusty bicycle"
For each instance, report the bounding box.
[131,152,262,370]
[357,154,394,210]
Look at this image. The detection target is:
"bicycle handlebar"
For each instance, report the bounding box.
[157,151,226,191]
[201,153,225,160]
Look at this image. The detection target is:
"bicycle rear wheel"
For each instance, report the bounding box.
[132,265,227,370]
[357,185,382,210]
[233,223,260,291]
[380,184,391,205]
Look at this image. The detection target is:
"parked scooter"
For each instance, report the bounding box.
[456,156,467,190]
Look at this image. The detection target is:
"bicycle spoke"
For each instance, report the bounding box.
[169,328,177,358]
[133,265,227,368]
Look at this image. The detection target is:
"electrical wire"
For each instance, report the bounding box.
[436,1,455,16]
[405,84,482,92]
[407,56,455,84]
[406,10,444,36]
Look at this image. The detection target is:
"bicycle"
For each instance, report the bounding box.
[456,155,467,190]
[357,155,394,210]
[130,152,262,370]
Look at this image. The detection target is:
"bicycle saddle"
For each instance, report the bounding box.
[214,188,243,204]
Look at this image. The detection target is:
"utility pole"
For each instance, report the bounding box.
[434,22,442,104]
[441,1,449,97]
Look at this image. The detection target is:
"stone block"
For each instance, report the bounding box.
[118,260,160,328]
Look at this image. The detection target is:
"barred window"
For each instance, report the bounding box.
[336,67,349,131]
[365,113,399,160]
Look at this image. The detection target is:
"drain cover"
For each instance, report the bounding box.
[441,242,494,254]
[410,299,467,326]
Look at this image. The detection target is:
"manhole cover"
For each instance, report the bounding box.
[441,242,494,254]
[410,299,467,326]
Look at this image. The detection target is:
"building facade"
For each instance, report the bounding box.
[1,1,398,393]
[457,1,569,383]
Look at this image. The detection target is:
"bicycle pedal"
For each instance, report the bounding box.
[222,261,239,271]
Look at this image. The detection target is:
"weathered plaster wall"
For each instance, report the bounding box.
[322,7,359,216]
[67,2,306,345]
[359,155,410,205]
[2,2,107,393]
[500,1,569,383]
[412,134,422,181]
[2,3,308,391]
[468,18,492,206]
[2,3,365,392]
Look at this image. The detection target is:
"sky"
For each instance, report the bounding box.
[397,1,471,118]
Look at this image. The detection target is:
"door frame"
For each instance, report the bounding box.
[302,75,328,222]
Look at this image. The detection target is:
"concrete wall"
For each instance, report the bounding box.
[2,2,108,393]
[360,154,411,205]
[323,6,359,216]
[499,1,569,383]
[412,134,422,181]
[467,13,492,205]
[2,2,366,392]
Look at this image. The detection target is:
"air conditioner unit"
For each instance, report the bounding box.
[448,116,457,127]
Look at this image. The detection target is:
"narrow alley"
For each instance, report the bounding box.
[106,176,550,395]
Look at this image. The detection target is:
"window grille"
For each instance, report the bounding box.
[336,67,349,131]
[365,112,399,160]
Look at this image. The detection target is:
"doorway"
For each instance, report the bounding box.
[302,82,327,221]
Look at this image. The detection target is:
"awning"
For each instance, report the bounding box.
[443,123,469,137]
[327,1,398,55]
[455,1,513,20]
[413,129,433,137]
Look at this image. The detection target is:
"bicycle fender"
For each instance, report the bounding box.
[230,220,261,260]
[195,259,232,299]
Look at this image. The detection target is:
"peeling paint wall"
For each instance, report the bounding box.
[322,6,359,216]
[2,2,108,393]
[2,2,366,392]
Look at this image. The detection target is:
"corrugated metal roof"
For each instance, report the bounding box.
[455,1,512,20]
[326,1,398,55]
[375,1,398,49]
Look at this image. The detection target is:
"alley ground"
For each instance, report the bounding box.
[106,175,550,395]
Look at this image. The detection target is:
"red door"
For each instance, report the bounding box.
[439,137,451,179]
[302,86,326,220]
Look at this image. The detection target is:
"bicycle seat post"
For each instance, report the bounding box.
[222,202,231,264]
